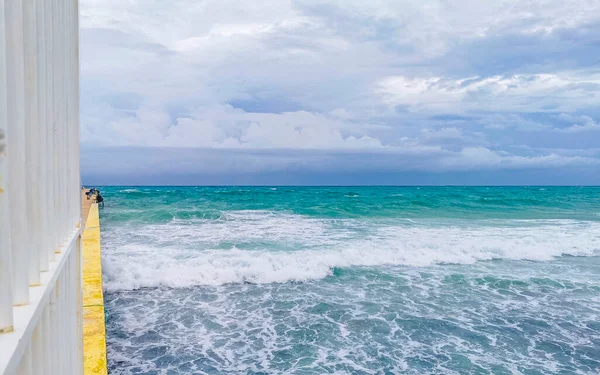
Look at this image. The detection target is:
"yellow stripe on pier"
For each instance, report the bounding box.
[82,191,108,375]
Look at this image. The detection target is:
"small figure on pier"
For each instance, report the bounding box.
[96,191,104,208]
[86,188,97,199]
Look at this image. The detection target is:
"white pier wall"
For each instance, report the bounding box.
[0,0,82,373]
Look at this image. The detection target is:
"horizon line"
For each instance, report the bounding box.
[82,184,600,188]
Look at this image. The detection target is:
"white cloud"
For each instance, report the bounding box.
[555,115,600,133]
[376,73,600,113]
[82,104,384,150]
[440,147,598,171]
[478,114,552,132]
[79,0,600,175]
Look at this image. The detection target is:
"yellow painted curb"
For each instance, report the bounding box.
[83,203,108,375]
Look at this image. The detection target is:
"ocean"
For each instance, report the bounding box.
[99,186,600,375]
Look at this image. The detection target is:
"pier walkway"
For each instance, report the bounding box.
[82,190,108,375]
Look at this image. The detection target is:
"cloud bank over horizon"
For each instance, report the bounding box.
[80,0,600,184]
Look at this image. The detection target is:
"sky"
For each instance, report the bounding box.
[79,0,600,185]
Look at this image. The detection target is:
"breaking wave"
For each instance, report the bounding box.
[102,212,600,291]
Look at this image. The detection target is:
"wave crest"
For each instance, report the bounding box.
[103,217,600,291]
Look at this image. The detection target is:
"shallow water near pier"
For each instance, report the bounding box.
[101,187,600,374]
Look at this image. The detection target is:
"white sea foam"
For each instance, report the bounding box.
[102,211,600,291]
[106,258,600,375]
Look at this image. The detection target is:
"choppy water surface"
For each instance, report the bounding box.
[101,187,600,374]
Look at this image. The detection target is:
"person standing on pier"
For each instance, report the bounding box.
[96,191,104,208]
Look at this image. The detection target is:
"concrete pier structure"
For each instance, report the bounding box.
[0,0,84,373]
[81,198,107,375]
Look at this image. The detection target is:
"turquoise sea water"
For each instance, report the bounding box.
[100,187,600,374]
